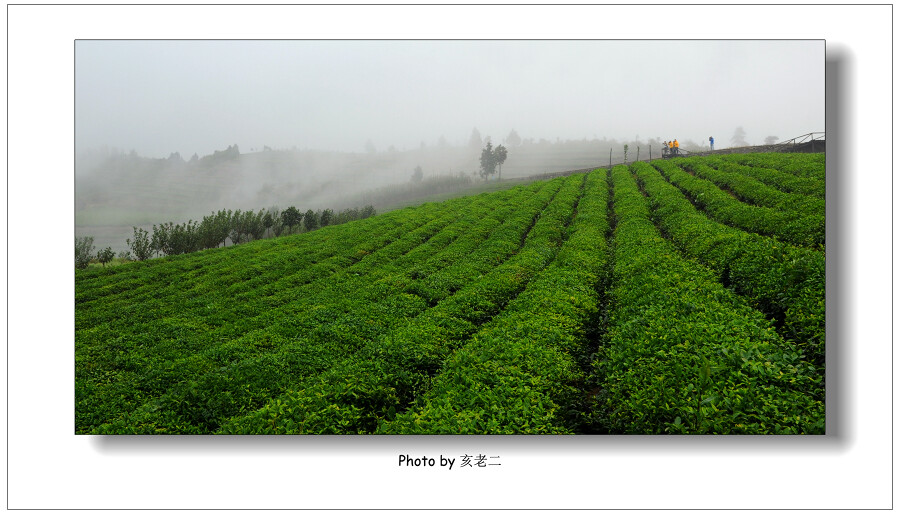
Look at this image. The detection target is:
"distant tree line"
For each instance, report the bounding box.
[75,203,376,268]
[124,204,377,261]
[74,236,119,270]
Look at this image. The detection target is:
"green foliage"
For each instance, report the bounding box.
[303,209,318,231]
[360,205,376,219]
[150,223,167,257]
[119,202,375,265]
[78,187,528,433]
[707,155,824,198]
[281,206,303,234]
[479,142,510,181]
[97,246,115,267]
[479,141,497,181]
[721,152,825,180]
[75,236,95,269]
[229,209,245,244]
[126,226,153,261]
[75,153,825,435]
[651,158,823,247]
[380,171,607,434]
[494,144,508,179]
[220,177,576,434]
[632,160,825,368]
[320,208,334,227]
[591,165,824,434]
[245,209,267,241]
[161,220,201,254]
[680,157,824,226]
[262,210,276,237]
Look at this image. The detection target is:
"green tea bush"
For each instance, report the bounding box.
[77,153,825,435]
[652,159,824,247]
[633,161,825,368]
[593,165,824,434]
[706,156,825,198]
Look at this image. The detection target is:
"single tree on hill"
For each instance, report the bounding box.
[494,144,508,179]
[281,206,303,235]
[75,236,95,269]
[127,227,153,261]
[97,246,115,267]
[479,141,497,181]
[151,223,170,257]
[764,135,780,145]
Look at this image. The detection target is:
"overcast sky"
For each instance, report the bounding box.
[76,40,824,158]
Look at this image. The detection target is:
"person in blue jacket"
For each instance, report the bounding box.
[709,136,715,150]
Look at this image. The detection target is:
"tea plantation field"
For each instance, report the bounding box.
[75,153,826,434]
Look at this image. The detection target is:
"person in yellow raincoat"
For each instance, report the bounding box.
[673,138,679,155]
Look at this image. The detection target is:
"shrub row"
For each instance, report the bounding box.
[218,173,587,434]
[83,179,564,433]
[705,156,825,199]
[75,199,453,357]
[593,165,824,434]
[632,161,825,369]
[680,157,825,218]
[76,200,434,308]
[651,159,824,247]
[378,169,609,434]
[78,191,504,432]
[119,204,377,263]
[719,152,826,180]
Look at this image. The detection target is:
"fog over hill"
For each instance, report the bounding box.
[75,135,658,245]
[75,40,824,253]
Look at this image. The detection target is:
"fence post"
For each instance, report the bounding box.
[609,148,612,169]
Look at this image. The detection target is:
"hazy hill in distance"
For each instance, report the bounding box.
[75,137,691,253]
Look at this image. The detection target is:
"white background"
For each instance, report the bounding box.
[6,3,893,510]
